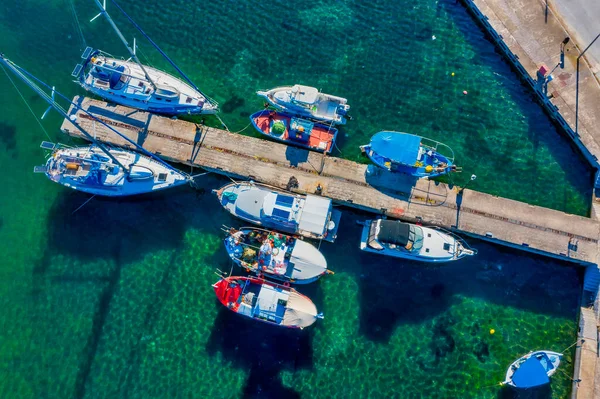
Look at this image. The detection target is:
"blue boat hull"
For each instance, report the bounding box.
[362,145,453,178]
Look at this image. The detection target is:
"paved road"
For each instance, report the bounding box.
[551,0,600,74]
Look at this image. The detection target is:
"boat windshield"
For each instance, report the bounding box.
[368,220,424,252]
[410,226,424,252]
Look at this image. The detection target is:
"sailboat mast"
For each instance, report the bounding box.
[0,54,129,172]
[109,0,217,107]
[92,0,157,91]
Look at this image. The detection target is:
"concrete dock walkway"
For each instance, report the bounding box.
[60,96,600,267]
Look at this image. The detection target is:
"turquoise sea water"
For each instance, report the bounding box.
[0,1,589,398]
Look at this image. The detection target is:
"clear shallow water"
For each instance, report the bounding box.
[0,0,588,398]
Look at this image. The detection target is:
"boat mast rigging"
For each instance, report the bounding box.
[0,54,128,172]
[0,54,187,178]
[91,0,158,91]
[108,0,218,108]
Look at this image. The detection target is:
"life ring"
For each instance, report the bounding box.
[272,248,280,256]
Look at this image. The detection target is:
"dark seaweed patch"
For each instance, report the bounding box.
[0,122,17,151]
[221,94,245,113]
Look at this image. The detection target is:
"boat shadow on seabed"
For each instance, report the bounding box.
[497,383,552,399]
[364,165,451,207]
[205,309,316,399]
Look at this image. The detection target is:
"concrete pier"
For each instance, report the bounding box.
[462,0,600,173]
[458,1,600,397]
[60,97,600,268]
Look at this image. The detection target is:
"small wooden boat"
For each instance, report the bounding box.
[214,181,341,242]
[224,227,331,284]
[250,110,338,153]
[360,131,457,178]
[212,276,323,329]
[257,84,350,125]
[502,350,562,389]
[359,219,476,262]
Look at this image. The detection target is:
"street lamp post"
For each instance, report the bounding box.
[544,37,571,95]
[460,174,477,194]
[575,32,600,136]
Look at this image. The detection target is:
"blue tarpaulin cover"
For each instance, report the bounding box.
[370,132,421,166]
[511,357,550,388]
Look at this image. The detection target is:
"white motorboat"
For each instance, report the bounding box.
[359,219,476,262]
[257,84,350,125]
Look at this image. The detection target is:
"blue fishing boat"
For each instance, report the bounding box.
[249,110,338,153]
[360,131,457,178]
[502,350,562,389]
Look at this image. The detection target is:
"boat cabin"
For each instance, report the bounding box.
[218,278,290,325]
[367,220,424,253]
[261,192,332,238]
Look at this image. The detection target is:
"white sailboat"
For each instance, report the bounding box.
[72,0,217,116]
[37,143,187,196]
[0,54,191,197]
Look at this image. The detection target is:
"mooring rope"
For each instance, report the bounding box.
[68,0,87,49]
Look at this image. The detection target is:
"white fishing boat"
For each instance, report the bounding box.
[502,351,562,389]
[257,85,350,125]
[214,181,341,242]
[36,143,188,196]
[72,0,217,116]
[213,276,323,329]
[224,227,331,284]
[359,219,476,262]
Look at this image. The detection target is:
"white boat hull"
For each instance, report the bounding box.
[359,219,475,263]
[257,85,349,125]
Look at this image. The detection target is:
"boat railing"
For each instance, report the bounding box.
[432,226,477,256]
[92,50,216,103]
[420,137,455,163]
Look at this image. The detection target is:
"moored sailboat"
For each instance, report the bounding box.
[212,276,323,329]
[72,0,217,116]
[257,84,350,125]
[37,143,188,196]
[224,227,331,284]
[0,53,191,196]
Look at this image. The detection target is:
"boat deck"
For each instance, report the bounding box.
[60,96,600,266]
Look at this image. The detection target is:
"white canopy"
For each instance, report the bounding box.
[298,195,331,236]
[292,85,319,105]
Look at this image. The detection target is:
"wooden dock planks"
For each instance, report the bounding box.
[60,96,600,266]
